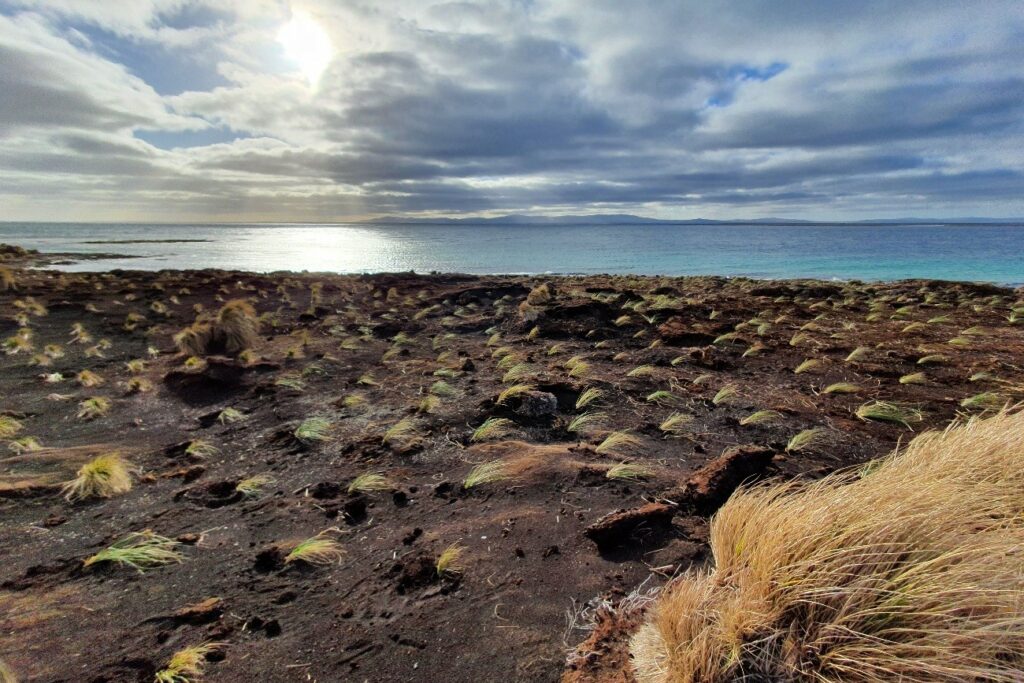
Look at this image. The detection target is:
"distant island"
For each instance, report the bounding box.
[360,213,1023,226]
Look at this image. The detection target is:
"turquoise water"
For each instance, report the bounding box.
[1,222,1022,284]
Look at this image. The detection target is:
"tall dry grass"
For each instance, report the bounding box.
[632,409,1024,683]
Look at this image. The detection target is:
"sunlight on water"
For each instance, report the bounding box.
[1,222,1023,284]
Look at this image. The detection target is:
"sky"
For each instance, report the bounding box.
[1,0,1023,223]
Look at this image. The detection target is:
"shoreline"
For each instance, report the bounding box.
[4,244,1022,289]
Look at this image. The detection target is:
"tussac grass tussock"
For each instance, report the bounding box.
[62,452,132,501]
[174,299,260,357]
[631,410,1024,683]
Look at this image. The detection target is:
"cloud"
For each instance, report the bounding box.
[0,0,1023,220]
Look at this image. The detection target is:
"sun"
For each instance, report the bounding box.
[277,11,333,86]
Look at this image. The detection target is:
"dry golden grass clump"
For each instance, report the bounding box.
[174,299,259,356]
[61,452,133,501]
[154,642,223,683]
[631,410,1024,683]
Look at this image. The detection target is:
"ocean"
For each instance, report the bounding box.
[1,222,1022,284]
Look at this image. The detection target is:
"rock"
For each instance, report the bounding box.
[172,597,224,624]
[668,444,775,515]
[392,554,436,594]
[515,390,558,418]
[584,503,676,549]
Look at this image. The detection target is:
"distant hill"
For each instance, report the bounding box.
[360,214,1021,226]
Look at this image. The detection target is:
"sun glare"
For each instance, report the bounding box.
[277,11,333,86]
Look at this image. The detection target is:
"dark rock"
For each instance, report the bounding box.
[515,390,558,418]
[310,481,342,499]
[253,547,285,573]
[393,554,436,594]
[667,444,775,516]
[584,503,676,549]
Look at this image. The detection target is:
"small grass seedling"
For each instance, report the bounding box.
[429,380,458,397]
[606,462,654,481]
[463,459,510,488]
[84,530,182,573]
[844,346,870,362]
[793,359,822,374]
[646,390,682,406]
[185,440,219,458]
[295,417,333,444]
[383,416,420,447]
[786,427,828,453]
[274,374,306,391]
[660,412,694,437]
[594,431,644,457]
[855,401,923,428]
[0,415,23,439]
[348,472,393,494]
[567,411,607,435]
[75,369,104,387]
[568,361,591,379]
[217,407,245,424]
[496,383,535,405]
[502,363,534,383]
[8,436,43,454]
[739,409,784,426]
[959,391,1004,412]
[627,364,657,378]
[235,474,275,498]
[575,387,604,409]
[712,384,739,405]
[822,382,862,395]
[436,543,466,578]
[471,417,516,442]
[285,531,344,566]
[154,642,223,683]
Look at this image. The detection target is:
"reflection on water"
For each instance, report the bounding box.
[1,222,1023,284]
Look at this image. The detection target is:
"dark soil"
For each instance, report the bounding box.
[1,255,1022,682]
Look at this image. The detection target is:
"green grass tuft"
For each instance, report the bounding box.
[606,462,654,481]
[855,401,923,428]
[786,427,828,453]
[822,382,862,394]
[959,392,1005,412]
[348,472,393,494]
[463,459,510,488]
[471,417,516,442]
[154,642,223,683]
[712,384,740,405]
[595,431,645,457]
[436,543,466,577]
[294,417,333,444]
[235,474,275,498]
[285,532,344,566]
[77,396,112,420]
[575,387,604,409]
[739,409,784,426]
[84,530,182,573]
